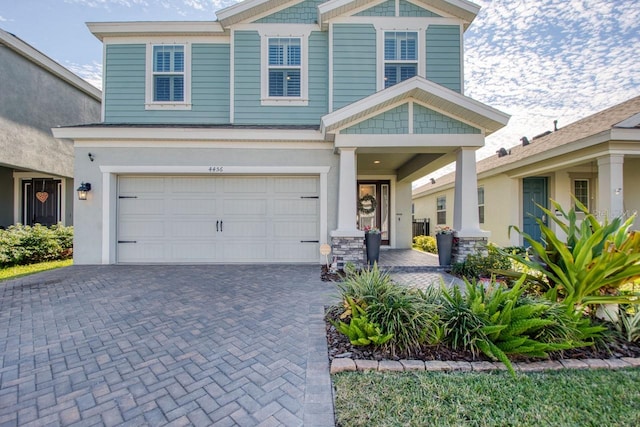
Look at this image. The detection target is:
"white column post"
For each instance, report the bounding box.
[453,147,488,237]
[332,147,362,235]
[597,154,624,219]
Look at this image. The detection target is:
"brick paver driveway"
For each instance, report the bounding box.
[0,265,335,426]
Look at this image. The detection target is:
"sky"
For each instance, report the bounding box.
[2,0,639,187]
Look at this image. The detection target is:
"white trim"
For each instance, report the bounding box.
[11,173,67,225]
[87,21,225,41]
[331,16,461,27]
[145,42,192,110]
[258,27,313,106]
[102,36,230,44]
[53,126,325,142]
[408,101,414,134]
[74,140,333,149]
[334,133,484,148]
[396,0,400,16]
[376,27,425,91]
[328,22,334,112]
[98,165,331,264]
[610,127,640,141]
[458,23,464,94]
[230,29,235,123]
[101,42,106,122]
[217,0,272,22]
[0,28,101,101]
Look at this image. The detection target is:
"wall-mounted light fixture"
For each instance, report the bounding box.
[77,182,91,200]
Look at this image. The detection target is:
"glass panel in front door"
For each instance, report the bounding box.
[358,184,376,231]
[381,184,389,242]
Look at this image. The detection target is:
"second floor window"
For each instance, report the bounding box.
[268,38,301,97]
[436,195,446,225]
[153,45,184,102]
[384,32,418,88]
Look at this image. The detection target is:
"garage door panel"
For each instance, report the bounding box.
[223,199,267,215]
[223,221,268,237]
[171,221,217,237]
[223,177,267,193]
[274,177,318,193]
[272,243,318,260]
[171,177,217,193]
[274,199,318,216]
[118,242,165,262]
[119,199,165,215]
[221,242,267,260]
[119,219,165,238]
[120,177,166,194]
[171,243,216,260]
[168,198,217,215]
[274,221,318,238]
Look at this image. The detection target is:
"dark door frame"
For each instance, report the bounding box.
[357,180,391,245]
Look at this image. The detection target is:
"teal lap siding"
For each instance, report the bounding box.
[233,31,328,125]
[333,24,376,110]
[426,25,461,92]
[104,43,230,124]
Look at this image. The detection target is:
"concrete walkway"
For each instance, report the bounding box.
[0,265,335,426]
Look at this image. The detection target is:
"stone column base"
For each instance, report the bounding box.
[452,235,488,264]
[331,235,365,270]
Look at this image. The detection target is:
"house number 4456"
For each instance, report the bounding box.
[208,166,224,173]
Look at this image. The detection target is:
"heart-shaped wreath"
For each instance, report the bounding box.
[358,194,377,214]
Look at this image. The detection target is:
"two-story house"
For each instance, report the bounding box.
[54,0,509,266]
[1,28,101,228]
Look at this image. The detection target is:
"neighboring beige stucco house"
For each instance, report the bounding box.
[0,28,101,228]
[413,95,640,247]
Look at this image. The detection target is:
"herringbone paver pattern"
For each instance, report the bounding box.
[0,265,334,426]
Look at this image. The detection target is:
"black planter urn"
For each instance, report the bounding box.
[436,233,454,266]
[365,233,382,266]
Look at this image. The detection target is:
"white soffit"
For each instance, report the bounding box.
[217,0,299,27]
[87,22,226,41]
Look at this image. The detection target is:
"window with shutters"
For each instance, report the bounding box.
[261,34,309,106]
[145,44,191,110]
[384,31,418,88]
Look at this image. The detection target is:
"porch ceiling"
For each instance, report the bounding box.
[357,151,451,182]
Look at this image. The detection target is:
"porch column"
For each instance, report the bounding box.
[597,154,624,219]
[330,147,365,268]
[452,147,488,263]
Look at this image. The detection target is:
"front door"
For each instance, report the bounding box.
[23,178,61,226]
[357,181,390,245]
[522,177,548,243]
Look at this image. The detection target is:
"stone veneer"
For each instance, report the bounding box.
[331,236,365,269]
[452,235,488,264]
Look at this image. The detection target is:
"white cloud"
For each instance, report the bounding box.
[65,61,103,90]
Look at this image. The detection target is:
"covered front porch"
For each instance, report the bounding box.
[321,77,510,268]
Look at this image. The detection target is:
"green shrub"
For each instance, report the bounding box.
[336,265,439,356]
[440,276,599,377]
[503,199,640,311]
[332,297,393,346]
[412,235,437,253]
[0,223,73,267]
[450,245,512,279]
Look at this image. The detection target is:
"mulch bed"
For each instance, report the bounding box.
[321,268,640,363]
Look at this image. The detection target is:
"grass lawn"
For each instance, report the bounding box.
[0,259,73,281]
[333,368,640,426]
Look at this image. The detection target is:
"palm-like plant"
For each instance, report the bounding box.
[503,199,640,311]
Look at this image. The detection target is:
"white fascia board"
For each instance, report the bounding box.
[321,77,509,133]
[87,22,225,41]
[52,126,324,142]
[611,127,640,141]
[334,133,483,148]
[216,0,272,21]
[0,29,101,101]
[100,165,331,174]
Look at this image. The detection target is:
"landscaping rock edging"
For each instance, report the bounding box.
[330,357,640,374]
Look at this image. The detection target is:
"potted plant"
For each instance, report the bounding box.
[363,226,381,266]
[435,226,454,266]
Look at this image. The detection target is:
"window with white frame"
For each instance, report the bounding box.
[268,38,301,97]
[146,44,191,109]
[573,179,589,211]
[384,31,418,88]
[436,195,446,225]
[478,187,485,224]
[261,30,310,105]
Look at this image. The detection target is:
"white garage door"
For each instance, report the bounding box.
[117,176,320,263]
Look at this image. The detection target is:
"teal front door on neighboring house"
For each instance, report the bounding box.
[522,177,548,244]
